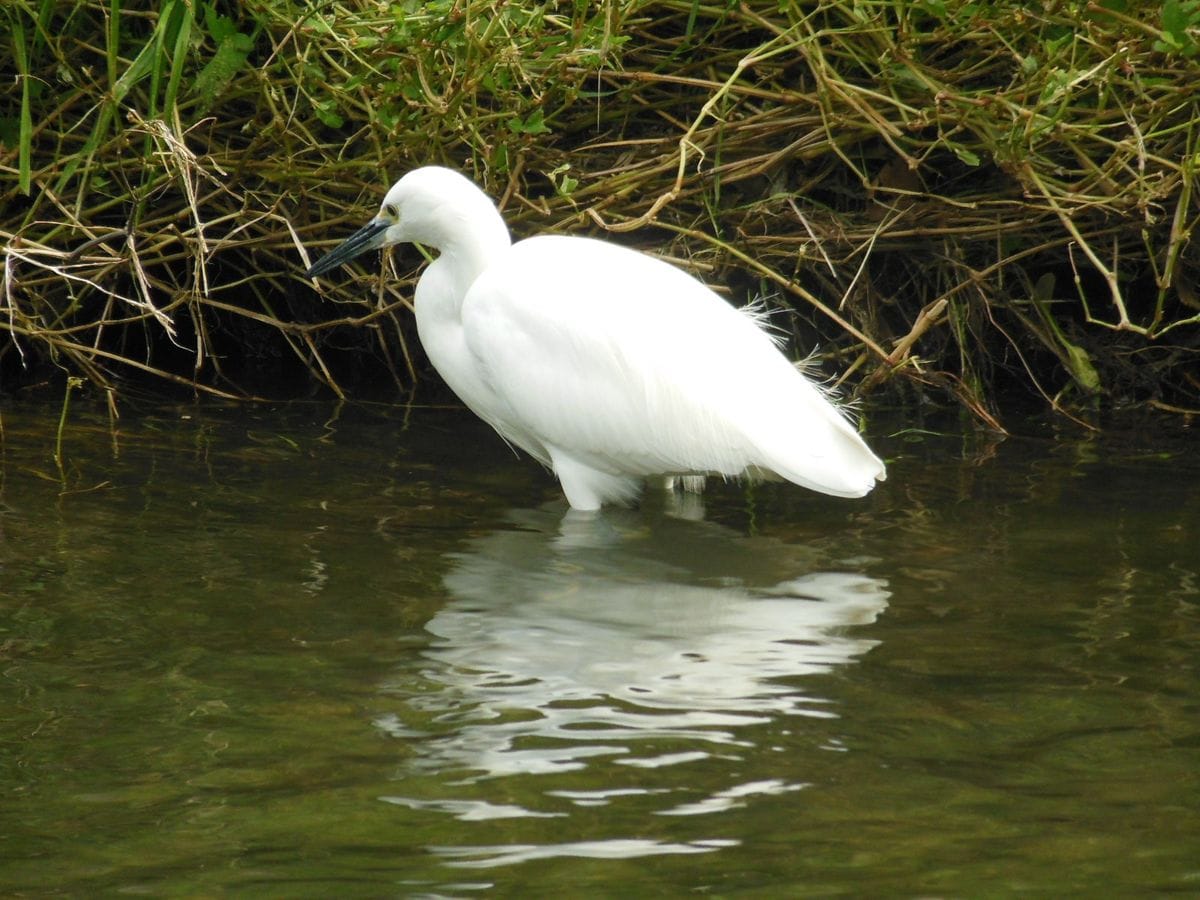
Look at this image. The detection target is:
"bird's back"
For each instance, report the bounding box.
[460,234,884,501]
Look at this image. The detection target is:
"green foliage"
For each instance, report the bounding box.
[6,12,33,195]
[193,7,255,112]
[2,0,1200,421]
[288,0,620,174]
[1156,0,1200,55]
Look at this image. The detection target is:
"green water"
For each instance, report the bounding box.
[1,398,1197,895]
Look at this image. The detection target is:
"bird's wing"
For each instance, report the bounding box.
[461,235,882,495]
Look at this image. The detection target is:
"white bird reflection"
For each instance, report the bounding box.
[376,504,889,789]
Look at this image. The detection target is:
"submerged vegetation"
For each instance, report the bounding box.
[2,0,1199,424]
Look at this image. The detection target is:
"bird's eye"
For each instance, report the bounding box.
[383,203,398,220]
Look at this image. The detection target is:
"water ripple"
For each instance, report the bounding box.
[377,504,889,847]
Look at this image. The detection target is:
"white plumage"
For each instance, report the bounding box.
[307,166,885,510]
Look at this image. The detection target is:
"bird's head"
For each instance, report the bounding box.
[305,167,506,278]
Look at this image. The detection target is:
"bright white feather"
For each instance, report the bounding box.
[307,166,886,510]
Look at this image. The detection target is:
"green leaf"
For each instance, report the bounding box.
[377,105,400,130]
[10,16,32,195]
[1030,274,1101,394]
[508,109,551,135]
[549,163,577,196]
[952,145,981,166]
[203,4,237,43]
[1063,341,1102,394]
[1162,0,1188,43]
[314,102,344,129]
[193,31,254,112]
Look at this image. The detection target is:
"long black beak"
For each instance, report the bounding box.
[306,219,390,278]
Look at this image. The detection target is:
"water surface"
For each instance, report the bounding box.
[1,397,1197,895]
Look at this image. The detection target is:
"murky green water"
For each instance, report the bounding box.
[1,397,1197,895]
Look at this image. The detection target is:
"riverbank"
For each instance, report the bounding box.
[2,1,1198,427]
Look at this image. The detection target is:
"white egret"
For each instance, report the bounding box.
[306,166,885,510]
